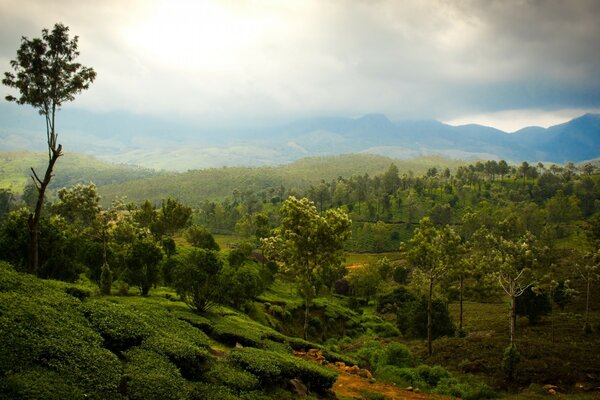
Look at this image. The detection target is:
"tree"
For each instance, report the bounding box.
[152,198,192,238]
[125,238,163,295]
[578,251,600,334]
[348,263,381,302]
[3,23,96,274]
[261,196,351,339]
[53,183,101,228]
[184,225,220,251]
[476,230,540,344]
[403,217,461,355]
[172,248,224,313]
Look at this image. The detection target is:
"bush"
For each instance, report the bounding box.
[502,344,520,383]
[185,225,220,251]
[141,334,210,379]
[434,377,497,400]
[204,362,260,392]
[122,349,187,400]
[188,382,238,400]
[80,300,152,353]
[64,285,91,300]
[0,284,123,399]
[0,368,88,400]
[228,347,338,393]
[378,343,412,369]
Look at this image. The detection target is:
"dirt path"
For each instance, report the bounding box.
[333,371,446,400]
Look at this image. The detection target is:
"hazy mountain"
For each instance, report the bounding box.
[1,103,599,170]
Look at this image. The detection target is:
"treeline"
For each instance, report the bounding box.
[191,159,600,252]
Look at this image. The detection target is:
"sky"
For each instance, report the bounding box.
[1,0,600,132]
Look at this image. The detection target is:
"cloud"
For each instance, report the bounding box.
[0,0,599,127]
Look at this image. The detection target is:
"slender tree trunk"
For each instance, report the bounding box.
[427,277,433,356]
[509,293,516,345]
[27,145,62,274]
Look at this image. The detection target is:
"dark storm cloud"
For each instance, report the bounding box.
[0,0,599,126]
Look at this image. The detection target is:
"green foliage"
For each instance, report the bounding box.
[516,287,552,324]
[378,342,412,369]
[262,196,351,338]
[80,300,152,352]
[153,197,192,238]
[100,262,112,295]
[185,224,220,250]
[52,183,100,227]
[502,344,521,383]
[348,262,381,301]
[124,237,163,295]
[220,261,271,309]
[0,267,123,399]
[433,377,497,400]
[204,362,260,392]
[0,209,83,281]
[188,382,239,400]
[141,334,210,379]
[172,248,223,312]
[397,296,455,339]
[64,285,91,300]
[122,348,187,400]
[228,347,338,393]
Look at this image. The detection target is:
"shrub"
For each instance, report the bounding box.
[434,378,497,400]
[122,349,187,400]
[64,285,91,300]
[141,334,210,379]
[100,263,112,295]
[378,343,412,369]
[0,368,88,400]
[185,225,220,251]
[0,290,123,399]
[502,344,520,383]
[204,362,260,392]
[188,382,238,400]
[414,364,451,387]
[228,347,337,393]
[80,300,152,352]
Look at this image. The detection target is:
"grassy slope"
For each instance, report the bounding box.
[0,263,339,400]
[97,154,467,206]
[0,151,159,193]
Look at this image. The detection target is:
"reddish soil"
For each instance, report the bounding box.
[333,370,447,400]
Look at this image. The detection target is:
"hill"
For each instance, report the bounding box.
[2,103,599,170]
[0,151,160,193]
[96,153,466,206]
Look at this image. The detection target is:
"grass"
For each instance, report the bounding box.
[344,252,402,268]
[408,301,600,391]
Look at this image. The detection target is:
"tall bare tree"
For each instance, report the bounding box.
[3,23,96,273]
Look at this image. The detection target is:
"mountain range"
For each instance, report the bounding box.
[1,104,599,171]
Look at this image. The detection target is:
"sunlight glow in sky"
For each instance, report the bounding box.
[0,0,599,130]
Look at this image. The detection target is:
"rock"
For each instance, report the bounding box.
[548,389,556,395]
[357,369,373,379]
[405,386,414,392]
[288,378,309,396]
[347,365,360,374]
[234,342,243,349]
[307,348,320,356]
[335,361,346,369]
[414,388,420,393]
[293,350,306,357]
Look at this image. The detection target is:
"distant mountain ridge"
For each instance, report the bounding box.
[0,103,598,170]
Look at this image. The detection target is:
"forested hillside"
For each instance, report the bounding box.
[97,154,466,206]
[2,154,599,399]
[0,151,159,192]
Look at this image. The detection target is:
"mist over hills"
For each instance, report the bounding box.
[1,104,599,171]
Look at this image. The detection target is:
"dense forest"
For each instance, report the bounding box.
[1,154,599,399]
